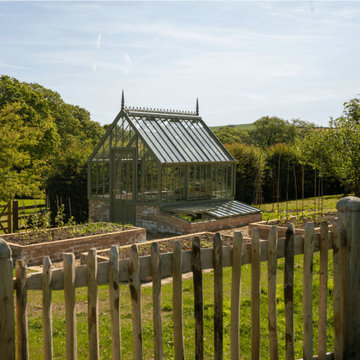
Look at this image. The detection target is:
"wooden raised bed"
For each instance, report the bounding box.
[1,226,146,265]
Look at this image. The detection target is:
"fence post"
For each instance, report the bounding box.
[336,196,360,359]
[7,200,12,233]
[12,200,18,233]
[0,238,15,359]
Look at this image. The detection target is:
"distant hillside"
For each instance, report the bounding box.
[210,123,255,131]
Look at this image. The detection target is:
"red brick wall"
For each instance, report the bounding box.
[7,227,146,266]
[136,204,262,234]
[89,198,110,222]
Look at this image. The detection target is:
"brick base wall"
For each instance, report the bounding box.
[136,204,262,234]
[7,227,146,265]
[89,198,110,222]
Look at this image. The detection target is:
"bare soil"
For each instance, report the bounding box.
[97,226,251,260]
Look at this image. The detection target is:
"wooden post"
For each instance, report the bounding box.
[213,233,223,360]
[318,222,328,359]
[268,226,279,360]
[336,196,360,358]
[284,224,295,360]
[332,221,344,359]
[230,231,242,360]
[173,241,185,360]
[109,245,121,360]
[129,244,143,360]
[16,259,29,360]
[42,256,53,360]
[7,200,12,233]
[0,238,15,359]
[87,249,99,360]
[192,236,203,360]
[251,228,261,360]
[151,243,163,360]
[12,200,18,233]
[303,223,314,360]
[63,253,77,360]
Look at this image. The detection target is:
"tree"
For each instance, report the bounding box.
[213,126,252,145]
[249,116,297,148]
[225,143,262,204]
[0,75,105,204]
[0,103,45,200]
[298,97,360,196]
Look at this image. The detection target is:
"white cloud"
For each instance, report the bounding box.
[0,62,28,70]
[97,34,101,50]
[123,53,132,64]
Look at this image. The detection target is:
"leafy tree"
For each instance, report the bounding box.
[299,97,360,196]
[225,143,262,204]
[248,116,297,148]
[0,103,46,200]
[46,143,92,223]
[213,127,252,145]
[0,75,105,208]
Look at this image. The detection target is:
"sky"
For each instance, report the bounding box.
[0,1,360,127]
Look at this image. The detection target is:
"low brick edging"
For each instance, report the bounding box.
[5,227,146,266]
[88,199,262,234]
[136,204,262,234]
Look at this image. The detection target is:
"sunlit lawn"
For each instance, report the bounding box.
[258,194,343,220]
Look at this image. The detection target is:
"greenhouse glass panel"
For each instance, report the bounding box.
[161,165,186,202]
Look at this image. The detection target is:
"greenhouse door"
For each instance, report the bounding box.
[110,148,136,225]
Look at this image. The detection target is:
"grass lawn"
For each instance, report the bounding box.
[25,252,334,359]
[258,194,343,221]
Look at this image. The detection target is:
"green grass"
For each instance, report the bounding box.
[25,252,334,359]
[258,194,343,221]
[210,123,255,131]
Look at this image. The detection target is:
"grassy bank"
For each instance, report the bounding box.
[25,252,334,359]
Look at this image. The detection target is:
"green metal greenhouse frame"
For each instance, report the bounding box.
[87,93,257,225]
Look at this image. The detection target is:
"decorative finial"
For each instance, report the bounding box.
[196,98,199,115]
[121,90,125,110]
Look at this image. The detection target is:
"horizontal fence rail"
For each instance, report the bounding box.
[1,196,360,360]
[24,231,333,291]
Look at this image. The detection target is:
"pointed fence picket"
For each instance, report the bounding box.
[1,196,360,359]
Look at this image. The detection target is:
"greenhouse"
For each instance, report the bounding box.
[88,93,261,233]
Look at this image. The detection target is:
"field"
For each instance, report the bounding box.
[25,252,334,359]
[210,123,255,131]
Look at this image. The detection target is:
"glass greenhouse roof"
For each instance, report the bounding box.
[163,200,261,218]
[125,109,235,164]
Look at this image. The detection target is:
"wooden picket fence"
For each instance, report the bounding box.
[1,196,360,359]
